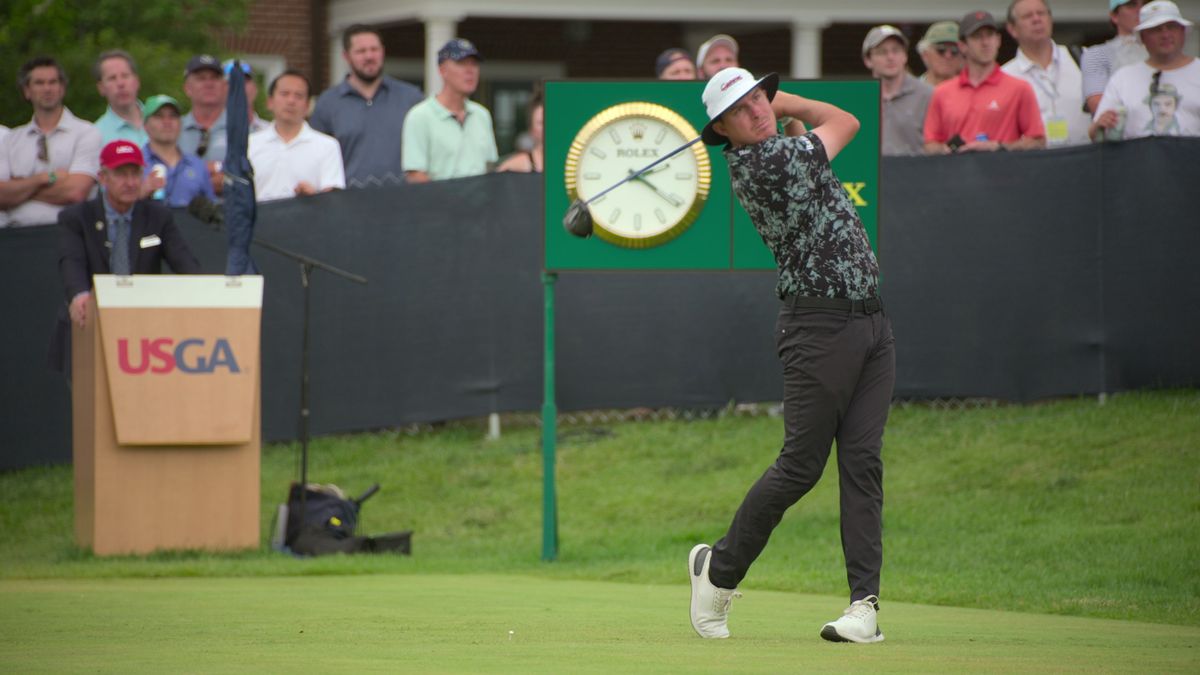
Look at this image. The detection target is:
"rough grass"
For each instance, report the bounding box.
[1,390,1196,627]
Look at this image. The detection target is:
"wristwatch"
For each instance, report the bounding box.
[47,170,57,185]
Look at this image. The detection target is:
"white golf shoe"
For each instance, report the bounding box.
[820,595,885,643]
[688,544,741,639]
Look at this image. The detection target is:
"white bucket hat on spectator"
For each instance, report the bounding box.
[701,67,779,145]
[1136,0,1193,32]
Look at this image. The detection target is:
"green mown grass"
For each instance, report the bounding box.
[2,576,1198,674]
[1,390,1197,627]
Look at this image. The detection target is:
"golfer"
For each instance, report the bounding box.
[688,68,895,643]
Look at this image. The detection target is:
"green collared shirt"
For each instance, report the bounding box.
[401,97,498,180]
[94,104,148,146]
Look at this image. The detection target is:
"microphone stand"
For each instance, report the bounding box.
[248,238,367,514]
[191,207,367,545]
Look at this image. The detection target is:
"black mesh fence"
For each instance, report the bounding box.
[2,138,1197,469]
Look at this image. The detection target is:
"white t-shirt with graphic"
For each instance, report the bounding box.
[1094,59,1200,139]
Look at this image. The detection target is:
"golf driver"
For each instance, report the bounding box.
[562,135,702,238]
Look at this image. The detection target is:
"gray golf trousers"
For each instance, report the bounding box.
[709,297,895,602]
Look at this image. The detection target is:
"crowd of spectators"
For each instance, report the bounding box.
[880,1,1197,155]
[660,1,1195,155]
[0,1,1196,227]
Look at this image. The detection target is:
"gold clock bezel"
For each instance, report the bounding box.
[563,102,712,249]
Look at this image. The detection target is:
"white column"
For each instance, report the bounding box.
[244,55,286,93]
[423,16,459,96]
[329,34,347,86]
[790,21,829,79]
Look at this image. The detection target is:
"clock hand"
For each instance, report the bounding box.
[629,171,684,207]
[578,137,700,206]
[640,162,670,175]
[565,135,701,239]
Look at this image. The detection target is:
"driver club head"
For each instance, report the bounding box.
[563,199,594,238]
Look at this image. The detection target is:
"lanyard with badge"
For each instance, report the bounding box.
[1029,60,1069,146]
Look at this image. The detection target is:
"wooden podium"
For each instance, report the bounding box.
[72,275,263,555]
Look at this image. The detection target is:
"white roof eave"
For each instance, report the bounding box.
[328,0,1200,33]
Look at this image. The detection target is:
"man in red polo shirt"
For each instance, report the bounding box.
[924,10,1046,153]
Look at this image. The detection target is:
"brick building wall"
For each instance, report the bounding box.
[220,0,325,85]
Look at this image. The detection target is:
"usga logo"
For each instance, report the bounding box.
[117,337,241,374]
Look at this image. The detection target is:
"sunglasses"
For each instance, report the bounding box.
[1151,70,1162,97]
[935,45,961,57]
[37,134,48,163]
[196,127,210,157]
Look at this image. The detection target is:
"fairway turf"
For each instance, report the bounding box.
[0,387,1197,675]
[2,575,1197,674]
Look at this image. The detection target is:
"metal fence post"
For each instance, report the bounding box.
[541,271,558,561]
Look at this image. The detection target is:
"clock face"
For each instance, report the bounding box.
[564,102,711,248]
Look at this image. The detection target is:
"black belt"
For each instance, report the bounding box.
[785,295,883,314]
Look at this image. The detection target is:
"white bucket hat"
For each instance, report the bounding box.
[700,67,779,145]
[1136,0,1194,32]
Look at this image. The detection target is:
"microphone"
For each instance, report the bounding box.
[187,195,224,228]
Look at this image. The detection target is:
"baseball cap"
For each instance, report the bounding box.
[655,48,693,77]
[862,25,909,56]
[959,10,1000,39]
[1110,0,1135,10]
[185,54,222,77]
[100,140,145,170]
[143,94,181,118]
[701,67,779,145]
[1135,0,1194,32]
[918,21,961,51]
[696,34,739,66]
[438,38,482,64]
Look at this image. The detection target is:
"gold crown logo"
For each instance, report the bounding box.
[630,123,646,141]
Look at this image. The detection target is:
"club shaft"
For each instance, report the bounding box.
[585,136,701,205]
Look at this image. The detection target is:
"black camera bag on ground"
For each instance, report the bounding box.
[283,483,412,556]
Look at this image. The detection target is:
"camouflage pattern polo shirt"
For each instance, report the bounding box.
[725,132,879,300]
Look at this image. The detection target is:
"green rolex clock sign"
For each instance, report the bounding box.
[543,79,881,271]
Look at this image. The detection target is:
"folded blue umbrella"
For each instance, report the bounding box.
[223,60,258,275]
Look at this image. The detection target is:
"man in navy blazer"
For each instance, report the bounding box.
[51,139,201,372]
